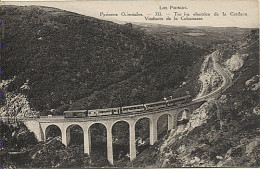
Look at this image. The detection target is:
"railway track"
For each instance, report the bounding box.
[193,52,233,102]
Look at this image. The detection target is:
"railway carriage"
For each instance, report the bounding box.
[145,100,167,110]
[98,107,120,116]
[111,107,121,115]
[88,110,98,117]
[121,104,145,114]
[64,94,192,118]
[88,107,120,117]
[167,95,192,106]
[64,110,87,118]
[97,109,113,116]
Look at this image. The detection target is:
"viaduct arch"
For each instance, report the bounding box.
[45,124,61,140]
[66,124,84,146]
[24,101,203,165]
[135,117,150,146]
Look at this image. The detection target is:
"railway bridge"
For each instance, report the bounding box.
[22,100,204,165]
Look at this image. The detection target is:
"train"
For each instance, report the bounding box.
[64,95,192,118]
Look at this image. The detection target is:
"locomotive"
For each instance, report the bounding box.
[64,95,192,118]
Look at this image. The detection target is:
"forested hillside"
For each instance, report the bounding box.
[1,6,252,116]
[0,5,209,115]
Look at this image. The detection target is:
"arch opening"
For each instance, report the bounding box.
[66,124,84,146]
[135,118,150,155]
[157,114,172,140]
[89,123,108,167]
[177,109,190,126]
[45,125,61,141]
[112,121,130,163]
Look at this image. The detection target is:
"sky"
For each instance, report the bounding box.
[1,0,259,28]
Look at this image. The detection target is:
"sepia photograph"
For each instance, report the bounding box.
[0,0,259,168]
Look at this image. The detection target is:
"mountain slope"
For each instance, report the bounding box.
[0,5,209,115]
[132,29,259,168]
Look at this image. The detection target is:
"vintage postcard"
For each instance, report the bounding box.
[0,0,259,168]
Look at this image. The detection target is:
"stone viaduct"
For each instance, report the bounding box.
[23,100,204,165]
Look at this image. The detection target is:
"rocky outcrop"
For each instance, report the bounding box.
[157,100,216,167]
[0,78,36,117]
[224,53,249,72]
[245,75,259,91]
[1,92,32,117]
[196,51,223,98]
[217,136,260,167]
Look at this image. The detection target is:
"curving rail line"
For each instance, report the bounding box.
[193,52,233,102]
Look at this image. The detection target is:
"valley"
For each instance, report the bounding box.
[0,5,259,168]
